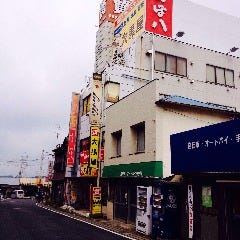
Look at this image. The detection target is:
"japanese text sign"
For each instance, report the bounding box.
[90,186,102,215]
[188,185,193,239]
[145,0,173,37]
[66,93,80,166]
[171,119,240,173]
[99,0,122,26]
[114,0,145,51]
[89,126,100,174]
[90,73,103,125]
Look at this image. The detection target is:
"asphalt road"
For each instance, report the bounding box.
[0,198,129,240]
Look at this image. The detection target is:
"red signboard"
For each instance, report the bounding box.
[145,0,173,37]
[80,150,89,164]
[67,128,77,166]
[66,93,80,166]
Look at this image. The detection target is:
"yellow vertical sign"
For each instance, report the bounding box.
[89,126,100,175]
[114,0,145,52]
[90,186,102,215]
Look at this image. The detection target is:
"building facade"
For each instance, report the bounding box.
[58,0,240,236]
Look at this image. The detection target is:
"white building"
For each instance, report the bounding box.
[75,0,240,222]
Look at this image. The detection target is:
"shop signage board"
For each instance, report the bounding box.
[188,185,193,239]
[99,0,125,26]
[171,119,240,173]
[89,73,103,125]
[114,0,173,51]
[66,93,80,167]
[145,0,173,37]
[90,186,102,215]
[80,126,100,177]
[114,0,145,51]
[102,161,163,177]
[202,186,212,208]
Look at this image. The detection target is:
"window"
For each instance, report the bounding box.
[82,95,91,116]
[112,130,122,157]
[206,64,234,87]
[131,122,145,153]
[155,52,187,76]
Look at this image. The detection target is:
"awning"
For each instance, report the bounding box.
[156,95,236,113]
[102,161,163,178]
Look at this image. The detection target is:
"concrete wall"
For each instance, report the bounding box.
[105,81,157,167]
[155,105,233,178]
[127,33,240,111]
[104,80,235,178]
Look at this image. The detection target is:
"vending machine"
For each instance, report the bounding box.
[152,183,180,239]
[136,186,152,235]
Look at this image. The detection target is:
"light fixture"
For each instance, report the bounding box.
[146,49,153,56]
[174,31,185,40]
[227,47,239,55]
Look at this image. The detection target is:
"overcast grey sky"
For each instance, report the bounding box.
[0,0,239,177]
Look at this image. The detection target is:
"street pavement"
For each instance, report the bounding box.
[0,198,146,240]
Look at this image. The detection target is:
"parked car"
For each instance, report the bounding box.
[11,190,25,199]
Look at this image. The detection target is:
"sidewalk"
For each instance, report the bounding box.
[39,204,151,240]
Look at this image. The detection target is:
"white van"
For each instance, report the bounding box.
[11,190,24,199]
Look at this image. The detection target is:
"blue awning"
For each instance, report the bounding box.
[157,95,236,112]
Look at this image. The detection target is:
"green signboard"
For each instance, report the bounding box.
[202,186,212,208]
[102,161,163,178]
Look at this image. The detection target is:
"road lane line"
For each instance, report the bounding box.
[36,204,136,240]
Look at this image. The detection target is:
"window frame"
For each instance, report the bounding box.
[155,52,187,77]
[206,64,235,87]
[131,122,145,153]
[111,130,122,157]
[82,95,91,116]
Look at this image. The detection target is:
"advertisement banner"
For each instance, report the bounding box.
[145,0,173,37]
[171,119,240,173]
[90,186,102,215]
[89,126,100,171]
[114,0,145,51]
[80,150,89,164]
[188,185,193,239]
[89,73,103,125]
[202,186,212,208]
[66,93,80,166]
[99,0,123,26]
[80,164,98,176]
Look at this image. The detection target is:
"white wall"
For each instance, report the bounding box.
[156,105,233,178]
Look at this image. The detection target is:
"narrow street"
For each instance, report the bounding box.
[0,198,130,240]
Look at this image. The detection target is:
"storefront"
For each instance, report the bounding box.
[171,118,240,240]
[102,161,163,223]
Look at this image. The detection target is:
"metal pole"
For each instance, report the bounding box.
[97,71,105,187]
[151,34,155,81]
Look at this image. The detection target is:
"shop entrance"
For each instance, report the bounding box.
[114,185,137,223]
[228,186,240,240]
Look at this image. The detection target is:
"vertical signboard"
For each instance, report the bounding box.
[66,93,80,167]
[145,0,173,37]
[89,126,100,175]
[188,185,194,239]
[114,0,173,52]
[114,0,145,51]
[202,186,212,208]
[89,73,103,125]
[99,0,132,26]
[90,186,102,215]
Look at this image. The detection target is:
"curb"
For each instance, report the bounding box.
[36,203,146,240]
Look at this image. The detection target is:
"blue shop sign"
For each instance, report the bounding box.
[170,118,240,173]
